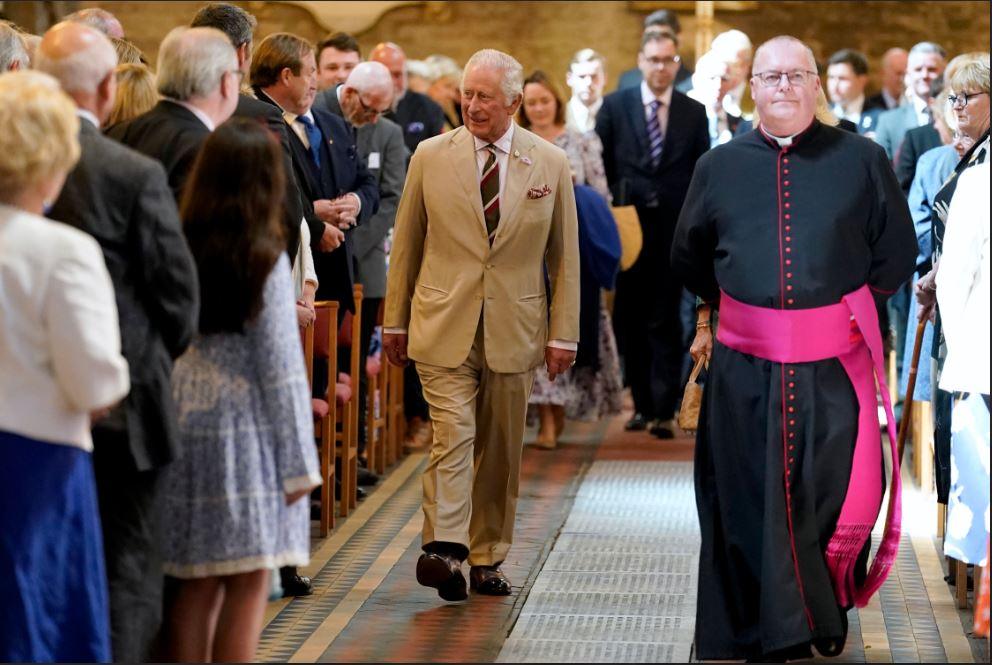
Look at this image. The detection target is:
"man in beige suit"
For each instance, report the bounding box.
[383,48,579,602]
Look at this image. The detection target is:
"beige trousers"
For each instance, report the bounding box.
[415,321,535,566]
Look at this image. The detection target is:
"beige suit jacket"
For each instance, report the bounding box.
[384,124,580,373]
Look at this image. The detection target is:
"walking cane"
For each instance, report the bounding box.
[897,319,928,465]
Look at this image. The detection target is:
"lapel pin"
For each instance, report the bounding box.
[513,149,520,158]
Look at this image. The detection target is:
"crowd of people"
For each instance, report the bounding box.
[0,3,988,662]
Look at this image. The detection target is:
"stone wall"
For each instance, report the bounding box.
[6,0,989,94]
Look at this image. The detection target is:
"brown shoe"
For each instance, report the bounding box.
[469,565,512,595]
[416,552,466,601]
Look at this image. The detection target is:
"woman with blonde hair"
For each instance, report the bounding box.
[0,71,130,662]
[106,62,158,128]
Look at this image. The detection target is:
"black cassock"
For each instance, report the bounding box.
[671,121,916,660]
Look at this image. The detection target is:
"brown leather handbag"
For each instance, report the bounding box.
[678,355,708,433]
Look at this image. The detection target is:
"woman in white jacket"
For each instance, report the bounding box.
[0,72,130,662]
[936,160,990,567]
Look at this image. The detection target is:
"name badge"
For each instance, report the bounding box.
[367,152,381,169]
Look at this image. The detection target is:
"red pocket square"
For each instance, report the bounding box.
[527,185,552,199]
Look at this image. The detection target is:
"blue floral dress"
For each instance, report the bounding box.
[162,256,320,578]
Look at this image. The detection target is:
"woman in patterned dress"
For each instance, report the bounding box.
[161,119,321,661]
[518,71,623,449]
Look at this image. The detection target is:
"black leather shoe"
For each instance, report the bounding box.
[416,552,467,601]
[469,565,512,595]
[357,467,379,486]
[624,413,649,431]
[649,419,675,439]
[281,574,313,597]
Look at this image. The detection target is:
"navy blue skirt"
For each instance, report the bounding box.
[0,430,111,662]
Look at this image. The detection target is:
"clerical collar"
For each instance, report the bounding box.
[757,119,818,149]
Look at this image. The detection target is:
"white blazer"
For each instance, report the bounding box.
[0,204,130,451]
[937,162,990,395]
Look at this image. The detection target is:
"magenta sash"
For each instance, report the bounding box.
[716,285,901,609]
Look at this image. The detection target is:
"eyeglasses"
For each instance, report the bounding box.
[643,55,681,69]
[752,70,818,88]
[948,91,988,109]
[356,93,387,117]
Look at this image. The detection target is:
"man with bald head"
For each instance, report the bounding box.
[107,26,240,200]
[64,6,125,39]
[369,41,446,153]
[36,21,198,662]
[867,47,909,111]
[672,35,916,661]
[315,59,408,475]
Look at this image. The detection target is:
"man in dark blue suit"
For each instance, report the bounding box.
[250,31,378,597]
[596,31,710,438]
[826,49,885,137]
[616,9,693,93]
[251,32,378,314]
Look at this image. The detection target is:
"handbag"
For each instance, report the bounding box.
[678,354,708,433]
[611,204,642,271]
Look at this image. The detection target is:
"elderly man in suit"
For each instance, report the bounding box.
[370,41,447,154]
[383,48,579,602]
[596,30,710,439]
[874,41,946,160]
[37,22,199,662]
[107,26,240,200]
[252,32,378,314]
[315,60,408,482]
[190,2,311,262]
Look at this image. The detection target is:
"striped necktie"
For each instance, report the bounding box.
[481,144,500,243]
[646,99,664,169]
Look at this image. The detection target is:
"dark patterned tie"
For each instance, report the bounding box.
[296,115,322,168]
[481,144,500,243]
[646,99,664,169]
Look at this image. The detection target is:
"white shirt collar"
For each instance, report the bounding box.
[76,108,100,128]
[163,98,215,131]
[761,127,800,147]
[833,94,865,119]
[283,108,314,126]
[640,80,674,108]
[472,121,515,153]
[911,94,929,123]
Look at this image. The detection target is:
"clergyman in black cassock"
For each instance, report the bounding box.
[671,37,916,661]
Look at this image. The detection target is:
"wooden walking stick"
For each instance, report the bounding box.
[897,319,928,465]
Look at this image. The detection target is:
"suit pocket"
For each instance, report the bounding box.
[417,283,449,296]
[518,293,545,303]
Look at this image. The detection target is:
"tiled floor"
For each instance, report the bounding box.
[256,411,988,663]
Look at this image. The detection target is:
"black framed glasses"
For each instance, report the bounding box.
[752,70,818,88]
[948,91,988,109]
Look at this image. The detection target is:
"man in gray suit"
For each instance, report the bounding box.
[314,60,408,476]
[874,41,946,161]
[36,22,199,662]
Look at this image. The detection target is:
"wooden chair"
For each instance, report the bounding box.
[309,300,339,537]
[365,300,389,475]
[336,285,363,516]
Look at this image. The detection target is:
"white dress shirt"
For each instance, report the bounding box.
[387,122,576,352]
[76,108,100,129]
[566,96,602,133]
[911,94,931,127]
[937,162,990,395]
[0,204,130,451]
[641,81,673,137]
[832,94,866,124]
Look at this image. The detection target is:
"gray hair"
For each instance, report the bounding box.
[156,26,237,101]
[909,41,947,61]
[35,24,118,94]
[462,48,523,103]
[711,29,753,58]
[0,23,29,71]
[344,61,393,95]
[752,35,817,75]
[63,7,124,39]
[425,54,461,83]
